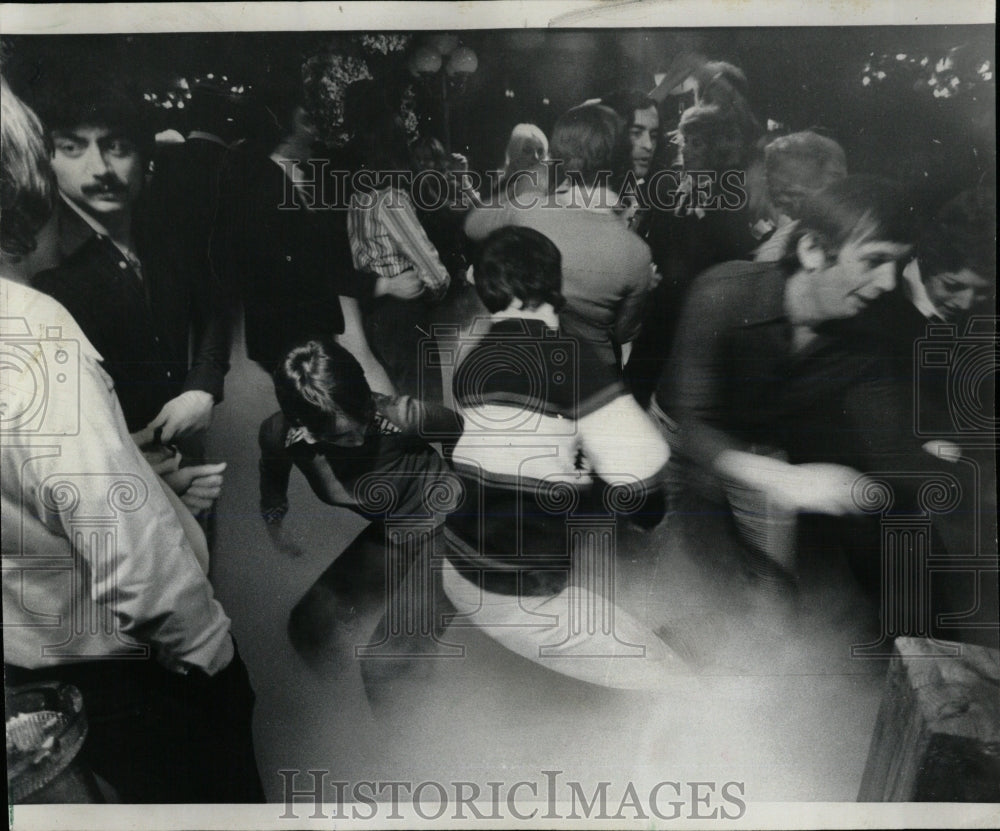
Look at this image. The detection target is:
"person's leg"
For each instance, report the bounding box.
[357,527,462,706]
[287,523,389,669]
[439,560,692,690]
[364,296,441,401]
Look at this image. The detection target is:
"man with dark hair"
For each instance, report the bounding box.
[600,88,662,235]
[600,89,661,181]
[443,226,682,689]
[2,76,262,805]
[29,73,231,517]
[466,103,654,372]
[626,102,758,406]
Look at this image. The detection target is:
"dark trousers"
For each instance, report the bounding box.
[6,646,264,804]
[363,295,442,402]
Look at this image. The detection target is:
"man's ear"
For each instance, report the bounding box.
[796,232,828,272]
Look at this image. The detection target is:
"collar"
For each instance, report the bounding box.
[58,194,141,269]
[187,130,229,147]
[739,264,791,326]
[61,193,111,239]
[901,259,944,321]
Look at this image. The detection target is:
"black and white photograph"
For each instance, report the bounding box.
[1,2,997,829]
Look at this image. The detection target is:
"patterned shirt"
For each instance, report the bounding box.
[347,187,450,295]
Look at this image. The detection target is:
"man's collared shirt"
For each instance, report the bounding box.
[1,278,233,674]
[901,259,945,321]
[59,194,143,278]
[32,199,230,432]
[656,260,939,477]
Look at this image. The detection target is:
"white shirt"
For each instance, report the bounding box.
[0,278,232,674]
[901,259,945,321]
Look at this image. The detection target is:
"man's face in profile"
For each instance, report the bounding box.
[802,228,912,321]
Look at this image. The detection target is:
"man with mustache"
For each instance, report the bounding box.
[30,76,231,517]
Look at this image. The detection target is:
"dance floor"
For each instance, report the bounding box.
[205,297,888,805]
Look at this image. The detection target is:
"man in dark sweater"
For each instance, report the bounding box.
[30,76,230,515]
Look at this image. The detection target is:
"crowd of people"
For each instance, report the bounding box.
[1,47,995,804]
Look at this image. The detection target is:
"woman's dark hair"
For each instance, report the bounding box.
[788,175,916,262]
[343,78,411,172]
[549,103,629,190]
[677,103,747,172]
[691,60,762,145]
[474,226,564,314]
[1,78,55,259]
[917,187,996,281]
[273,337,374,433]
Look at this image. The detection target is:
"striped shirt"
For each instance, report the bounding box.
[347,187,450,295]
[445,317,670,594]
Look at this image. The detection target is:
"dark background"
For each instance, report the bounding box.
[3,26,994,210]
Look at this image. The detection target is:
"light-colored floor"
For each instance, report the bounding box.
[203,306,888,806]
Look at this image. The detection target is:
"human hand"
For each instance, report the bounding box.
[648,263,663,290]
[146,391,214,443]
[719,450,865,515]
[374,269,425,301]
[142,444,181,476]
[162,462,227,514]
[783,463,868,515]
[922,439,962,463]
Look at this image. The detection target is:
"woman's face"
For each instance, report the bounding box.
[315,407,370,448]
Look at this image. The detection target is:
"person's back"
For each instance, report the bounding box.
[466,103,653,368]
[442,227,683,690]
